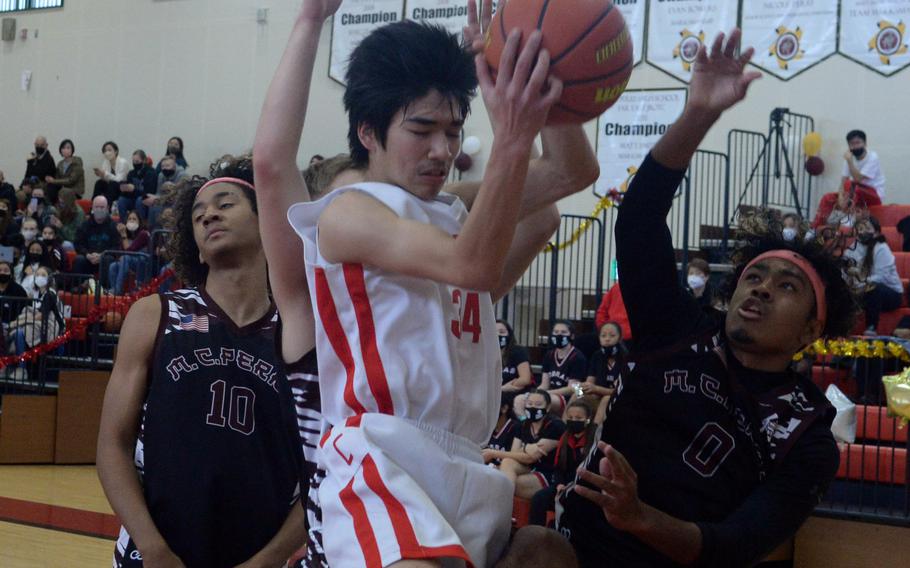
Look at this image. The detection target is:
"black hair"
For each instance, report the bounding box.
[167,136,188,166]
[725,210,859,338]
[497,319,516,366]
[500,392,517,417]
[527,388,552,407]
[599,321,622,336]
[133,149,147,163]
[343,20,477,167]
[102,141,119,154]
[856,216,887,278]
[166,154,257,287]
[846,130,866,143]
[59,139,74,154]
[552,319,575,336]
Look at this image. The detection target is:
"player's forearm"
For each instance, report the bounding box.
[245,500,307,566]
[253,17,323,179]
[652,105,721,171]
[492,205,560,301]
[627,502,703,565]
[518,125,599,216]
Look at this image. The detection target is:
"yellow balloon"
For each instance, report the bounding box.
[802,132,822,157]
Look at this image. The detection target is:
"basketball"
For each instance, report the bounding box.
[103,311,124,333]
[485,0,634,124]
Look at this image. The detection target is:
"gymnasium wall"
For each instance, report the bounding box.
[1,0,908,222]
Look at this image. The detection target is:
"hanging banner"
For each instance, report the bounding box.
[839,0,910,76]
[594,89,687,198]
[616,0,646,66]
[405,0,471,38]
[330,0,405,85]
[741,0,839,81]
[646,0,738,83]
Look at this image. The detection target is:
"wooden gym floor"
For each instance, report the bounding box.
[0,465,116,566]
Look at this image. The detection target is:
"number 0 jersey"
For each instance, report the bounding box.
[287,183,501,445]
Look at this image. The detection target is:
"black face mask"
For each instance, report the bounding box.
[851,148,865,158]
[525,407,546,422]
[498,335,508,349]
[167,146,180,156]
[550,334,571,348]
[133,163,143,171]
[26,253,41,265]
[566,420,587,434]
[0,274,10,284]
[162,169,176,177]
[35,145,46,155]
[601,344,620,357]
[858,232,874,244]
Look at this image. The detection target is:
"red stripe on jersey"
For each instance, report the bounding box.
[314,267,367,415]
[346,414,363,428]
[343,264,395,415]
[361,455,474,567]
[339,476,383,568]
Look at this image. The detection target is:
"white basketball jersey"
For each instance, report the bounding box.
[287,183,501,445]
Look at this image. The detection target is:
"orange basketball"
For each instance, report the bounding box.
[485,0,634,123]
[103,311,124,333]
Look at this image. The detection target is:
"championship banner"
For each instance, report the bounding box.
[741,0,839,81]
[615,0,645,66]
[405,0,472,38]
[839,0,910,76]
[645,0,738,83]
[330,0,405,84]
[594,89,687,198]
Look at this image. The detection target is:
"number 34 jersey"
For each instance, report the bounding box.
[126,288,303,568]
[288,183,501,445]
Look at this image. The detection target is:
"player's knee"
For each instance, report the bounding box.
[495,526,578,568]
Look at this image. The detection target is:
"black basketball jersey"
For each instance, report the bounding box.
[558,322,833,566]
[542,346,587,390]
[116,288,303,568]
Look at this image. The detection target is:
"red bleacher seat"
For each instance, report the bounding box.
[853,308,910,336]
[856,405,909,444]
[892,252,910,278]
[513,496,531,528]
[882,227,902,252]
[869,205,910,228]
[76,199,91,215]
[836,443,907,485]
[811,365,855,398]
[60,292,93,317]
[63,318,88,341]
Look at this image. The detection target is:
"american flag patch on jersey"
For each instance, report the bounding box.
[179,314,209,332]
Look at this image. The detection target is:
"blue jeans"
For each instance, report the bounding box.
[109,254,150,295]
[117,195,139,218]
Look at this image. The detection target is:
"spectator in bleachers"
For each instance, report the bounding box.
[18,136,55,204]
[45,139,85,203]
[92,141,130,204]
[579,321,626,424]
[483,392,520,468]
[118,150,158,218]
[541,320,587,414]
[844,216,903,335]
[781,212,803,242]
[17,240,49,291]
[0,261,28,324]
[40,225,64,271]
[156,136,188,172]
[72,195,121,278]
[842,129,885,203]
[499,319,533,394]
[108,211,151,295]
[595,281,631,340]
[54,188,85,246]
[23,186,59,228]
[6,264,64,379]
[685,258,716,309]
[12,218,40,252]
[139,156,186,228]
[529,400,596,527]
[0,200,17,246]
[492,390,566,500]
[0,170,16,207]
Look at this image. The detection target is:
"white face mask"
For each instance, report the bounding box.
[126,221,139,232]
[103,150,116,161]
[687,274,706,290]
[782,227,798,242]
[21,229,37,241]
[35,275,48,289]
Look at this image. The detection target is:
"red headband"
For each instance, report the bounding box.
[740,250,827,328]
[196,177,255,196]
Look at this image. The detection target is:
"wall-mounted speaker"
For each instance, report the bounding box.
[1,18,15,42]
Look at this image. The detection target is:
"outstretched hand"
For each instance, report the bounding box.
[689,28,762,117]
[574,441,647,533]
[298,0,342,24]
[464,0,497,53]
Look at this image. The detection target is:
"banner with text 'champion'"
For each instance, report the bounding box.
[405,0,472,38]
[741,0,838,81]
[330,0,405,84]
[646,0,738,83]
[840,0,910,76]
[594,88,687,198]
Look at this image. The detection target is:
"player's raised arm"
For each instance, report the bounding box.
[253,0,340,362]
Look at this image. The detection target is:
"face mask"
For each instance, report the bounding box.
[550,334,571,348]
[525,407,546,422]
[162,169,176,177]
[601,344,619,357]
[35,145,45,155]
[0,209,9,217]
[26,253,41,265]
[133,162,143,170]
[126,221,139,232]
[858,232,874,244]
[498,335,508,349]
[687,274,706,290]
[566,420,587,434]
[851,148,865,159]
[0,274,9,284]
[22,229,37,241]
[104,150,116,160]
[782,227,798,242]
[93,210,108,222]
[35,275,48,289]
[34,197,45,206]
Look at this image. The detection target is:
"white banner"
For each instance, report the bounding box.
[594,89,687,198]
[330,0,405,84]
[840,0,910,76]
[646,0,738,83]
[405,0,470,38]
[616,0,645,66]
[741,0,838,80]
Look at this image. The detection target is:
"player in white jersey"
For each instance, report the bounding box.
[253,0,597,565]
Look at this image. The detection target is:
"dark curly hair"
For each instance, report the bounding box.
[724,210,860,338]
[165,154,256,287]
